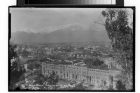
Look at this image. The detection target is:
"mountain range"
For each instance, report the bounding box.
[11,24,110,44]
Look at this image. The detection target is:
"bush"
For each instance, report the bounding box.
[116,80,126,90]
[84,58,104,68]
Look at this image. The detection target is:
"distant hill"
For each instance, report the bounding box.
[11,25,110,44]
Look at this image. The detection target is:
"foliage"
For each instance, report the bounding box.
[108,85,114,90]
[72,82,87,90]
[9,44,25,90]
[9,44,17,60]
[84,58,104,67]
[102,9,133,52]
[34,74,47,85]
[47,71,59,85]
[102,8,133,89]
[116,80,126,90]
[28,63,40,70]
[21,50,30,57]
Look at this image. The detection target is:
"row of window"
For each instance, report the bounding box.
[44,63,111,74]
[44,68,109,85]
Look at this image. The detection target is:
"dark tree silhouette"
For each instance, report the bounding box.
[116,80,126,90]
[102,8,133,89]
[9,44,17,60]
[84,58,104,68]
[102,9,133,52]
[72,82,87,90]
[47,71,59,85]
[34,74,48,85]
[9,44,25,90]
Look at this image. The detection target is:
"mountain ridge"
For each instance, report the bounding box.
[11,25,110,44]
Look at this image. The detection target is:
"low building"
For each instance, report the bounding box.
[42,62,120,89]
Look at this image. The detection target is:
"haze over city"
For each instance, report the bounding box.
[10,8,111,44]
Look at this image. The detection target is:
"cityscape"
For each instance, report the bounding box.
[9,8,133,91]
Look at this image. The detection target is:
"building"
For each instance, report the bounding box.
[42,62,120,89]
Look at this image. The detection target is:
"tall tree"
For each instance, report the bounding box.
[9,44,25,90]
[102,8,133,90]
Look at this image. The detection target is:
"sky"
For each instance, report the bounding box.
[10,8,105,33]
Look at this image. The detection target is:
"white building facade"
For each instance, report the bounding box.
[42,62,120,89]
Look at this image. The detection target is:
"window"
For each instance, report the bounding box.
[67,72,69,78]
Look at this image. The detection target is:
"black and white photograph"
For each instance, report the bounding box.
[9,7,134,91]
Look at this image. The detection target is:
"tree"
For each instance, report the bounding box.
[116,80,126,90]
[102,8,133,89]
[84,58,104,68]
[9,44,17,60]
[72,82,87,90]
[102,9,133,51]
[45,71,59,90]
[34,74,47,85]
[47,71,59,85]
[21,49,30,57]
[9,44,25,90]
